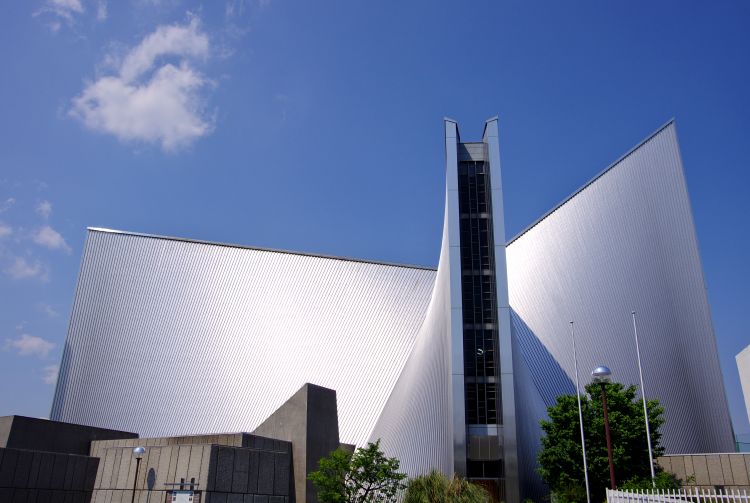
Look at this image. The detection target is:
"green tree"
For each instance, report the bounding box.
[309,440,407,503]
[538,382,666,503]
[619,472,680,491]
[404,471,490,503]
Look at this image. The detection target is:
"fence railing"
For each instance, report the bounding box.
[607,488,750,503]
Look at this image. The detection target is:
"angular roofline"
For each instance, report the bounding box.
[87,227,437,272]
[507,118,676,245]
[445,116,499,141]
[482,115,499,138]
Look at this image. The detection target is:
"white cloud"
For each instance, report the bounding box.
[96,1,107,21]
[70,16,214,151]
[36,200,53,219]
[225,0,247,18]
[42,364,60,384]
[0,198,15,213]
[34,0,85,29]
[0,223,11,238]
[33,225,71,253]
[5,334,55,358]
[33,180,49,191]
[5,257,46,280]
[136,0,178,6]
[39,303,60,317]
[119,16,209,81]
[52,0,84,13]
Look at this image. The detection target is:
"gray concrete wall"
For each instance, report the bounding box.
[0,447,99,503]
[658,454,750,491]
[90,433,246,456]
[0,415,137,455]
[204,444,291,503]
[253,383,340,503]
[92,435,292,503]
[93,442,213,501]
[0,418,295,502]
[0,417,12,448]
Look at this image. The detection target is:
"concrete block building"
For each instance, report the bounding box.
[1,384,341,503]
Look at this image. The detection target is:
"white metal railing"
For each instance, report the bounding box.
[607,488,750,503]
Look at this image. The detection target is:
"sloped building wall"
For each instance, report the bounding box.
[368,202,455,478]
[51,232,435,447]
[506,122,735,456]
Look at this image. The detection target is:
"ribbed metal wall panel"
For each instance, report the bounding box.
[737,345,750,426]
[51,230,436,446]
[368,203,455,477]
[510,317,552,501]
[505,122,735,454]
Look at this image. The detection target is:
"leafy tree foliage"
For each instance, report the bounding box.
[619,472,681,492]
[404,471,490,503]
[309,440,407,503]
[538,382,666,503]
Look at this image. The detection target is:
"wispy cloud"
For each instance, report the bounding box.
[34,0,85,31]
[227,0,272,13]
[36,200,53,219]
[5,257,47,280]
[70,15,214,151]
[47,0,84,19]
[39,303,60,317]
[42,364,60,384]
[136,0,179,6]
[225,0,247,18]
[33,225,71,253]
[0,223,11,238]
[5,334,55,358]
[55,0,83,13]
[96,1,107,21]
[0,198,15,213]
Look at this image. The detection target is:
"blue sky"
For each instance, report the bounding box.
[1,1,749,437]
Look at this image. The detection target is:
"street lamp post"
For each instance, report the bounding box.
[570,322,591,503]
[132,446,145,503]
[631,311,656,487]
[592,366,616,490]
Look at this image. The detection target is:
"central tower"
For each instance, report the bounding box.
[445,117,519,502]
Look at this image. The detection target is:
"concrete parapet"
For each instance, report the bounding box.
[657,453,750,492]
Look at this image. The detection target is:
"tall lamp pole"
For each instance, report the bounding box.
[631,311,656,487]
[132,446,145,503]
[592,366,616,490]
[570,322,591,503]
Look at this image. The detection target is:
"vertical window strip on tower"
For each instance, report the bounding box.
[458,160,500,426]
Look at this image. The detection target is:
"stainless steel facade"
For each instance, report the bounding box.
[371,118,520,503]
[52,119,734,501]
[738,345,750,425]
[506,121,735,495]
[51,230,436,447]
[368,201,455,479]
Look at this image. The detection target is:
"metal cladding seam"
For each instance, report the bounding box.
[367,200,455,477]
[51,230,436,447]
[511,320,553,501]
[506,122,735,455]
